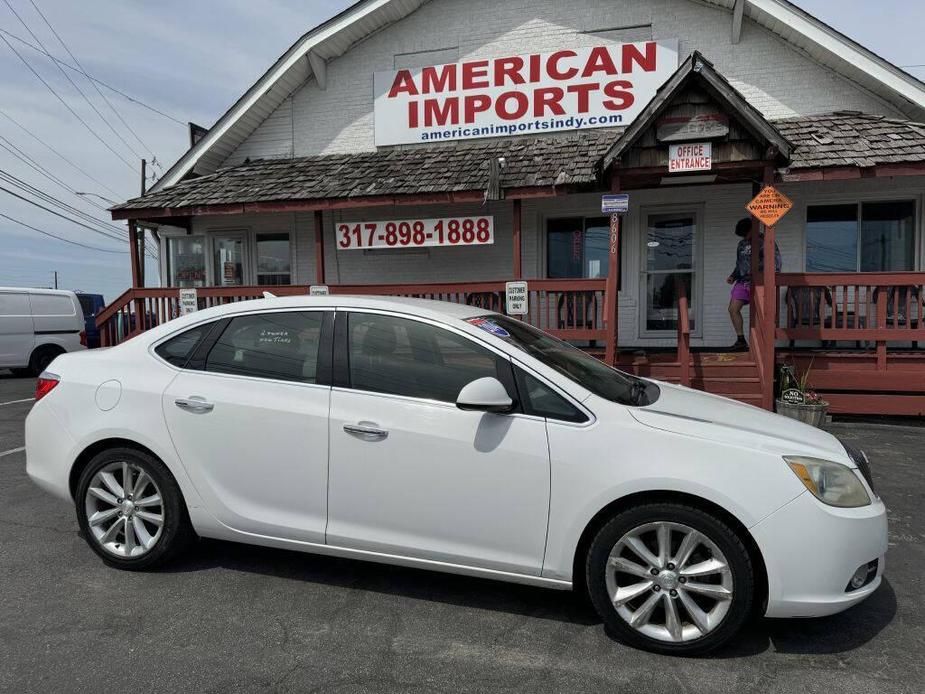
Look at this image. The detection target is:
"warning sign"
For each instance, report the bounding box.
[746,186,793,227]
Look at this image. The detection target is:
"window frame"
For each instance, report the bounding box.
[165,234,208,288]
[255,231,294,286]
[803,197,921,273]
[545,215,622,289]
[150,309,334,387]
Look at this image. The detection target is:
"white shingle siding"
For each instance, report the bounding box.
[223,0,901,165]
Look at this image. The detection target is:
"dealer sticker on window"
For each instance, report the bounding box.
[467,317,510,338]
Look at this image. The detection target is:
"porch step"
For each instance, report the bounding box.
[692,377,762,395]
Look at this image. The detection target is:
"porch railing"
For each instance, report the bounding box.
[95,279,608,347]
[776,272,925,352]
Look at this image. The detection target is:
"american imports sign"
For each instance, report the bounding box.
[374,40,679,146]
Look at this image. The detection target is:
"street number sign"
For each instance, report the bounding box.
[746,186,793,227]
[601,194,629,214]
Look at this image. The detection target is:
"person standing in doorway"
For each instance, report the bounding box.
[726,217,782,351]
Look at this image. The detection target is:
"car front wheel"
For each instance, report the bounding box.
[586,502,754,656]
[76,447,194,570]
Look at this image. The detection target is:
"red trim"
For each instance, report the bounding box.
[512,199,522,279]
[314,210,325,285]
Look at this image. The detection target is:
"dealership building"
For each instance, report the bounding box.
[108,0,925,414]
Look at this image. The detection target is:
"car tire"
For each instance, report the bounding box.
[75,447,195,571]
[28,345,62,376]
[586,502,753,656]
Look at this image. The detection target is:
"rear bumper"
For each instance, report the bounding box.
[752,490,888,618]
[25,400,76,502]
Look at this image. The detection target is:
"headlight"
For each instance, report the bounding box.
[784,456,871,508]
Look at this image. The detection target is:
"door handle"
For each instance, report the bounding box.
[175,397,214,414]
[343,422,388,440]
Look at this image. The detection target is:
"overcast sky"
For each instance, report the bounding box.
[0,0,922,300]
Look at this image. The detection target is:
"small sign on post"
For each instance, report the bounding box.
[178,288,198,316]
[601,194,629,214]
[505,281,528,316]
[309,285,330,296]
[746,185,793,227]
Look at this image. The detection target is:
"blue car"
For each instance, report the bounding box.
[74,293,105,348]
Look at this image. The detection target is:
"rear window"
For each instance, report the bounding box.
[30,294,76,317]
[77,295,95,316]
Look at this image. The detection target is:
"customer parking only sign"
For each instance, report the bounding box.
[374,40,679,146]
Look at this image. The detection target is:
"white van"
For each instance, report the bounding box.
[0,288,86,375]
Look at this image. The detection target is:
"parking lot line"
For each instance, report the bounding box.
[0,446,25,458]
[0,398,34,407]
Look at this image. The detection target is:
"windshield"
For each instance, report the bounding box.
[466,315,659,407]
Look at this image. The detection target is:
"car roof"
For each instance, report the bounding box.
[0,286,77,297]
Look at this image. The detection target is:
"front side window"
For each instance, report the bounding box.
[348,313,507,403]
[515,368,587,423]
[806,201,915,272]
[205,312,324,383]
[256,233,292,286]
[166,236,206,287]
[471,314,658,407]
[547,217,616,283]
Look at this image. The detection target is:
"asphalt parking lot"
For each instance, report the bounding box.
[0,372,922,693]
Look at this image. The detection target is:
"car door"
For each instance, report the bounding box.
[326,310,551,576]
[0,291,34,367]
[161,309,332,543]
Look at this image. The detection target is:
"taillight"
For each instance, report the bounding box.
[79,330,87,347]
[35,372,60,402]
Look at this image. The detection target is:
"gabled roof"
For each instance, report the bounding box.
[598,51,792,173]
[150,0,925,195]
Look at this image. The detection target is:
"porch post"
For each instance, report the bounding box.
[512,198,522,279]
[604,177,621,366]
[761,166,777,411]
[128,219,141,287]
[314,210,326,285]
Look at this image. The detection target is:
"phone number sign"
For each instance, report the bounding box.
[337,216,494,250]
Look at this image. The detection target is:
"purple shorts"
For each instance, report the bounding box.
[731,281,751,304]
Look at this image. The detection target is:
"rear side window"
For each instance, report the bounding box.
[515,368,588,423]
[205,312,324,383]
[155,326,208,367]
[30,294,76,316]
[348,313,507,403]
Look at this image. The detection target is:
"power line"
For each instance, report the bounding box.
[2,0,143,164]
[0,166,136,242]
[27,0,157,158]
[0,27,186,126]
[0,210,126,253]
[0,107,123,198]
[0,184,157,259]
[0,133,103,208]
[0,30,136,172]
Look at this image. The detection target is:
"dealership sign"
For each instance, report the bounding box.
[668,142,712,172]
[337,216,494,250]
[374,40,679,146]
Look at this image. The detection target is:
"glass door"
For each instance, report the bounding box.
[642,212,697,334]
[213,234,247,287]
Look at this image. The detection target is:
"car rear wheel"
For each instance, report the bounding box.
[75,447,194,570]
[586,502,753,656]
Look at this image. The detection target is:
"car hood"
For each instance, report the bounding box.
[627,381,850,463]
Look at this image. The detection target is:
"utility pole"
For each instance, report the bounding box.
[53,270,58,289]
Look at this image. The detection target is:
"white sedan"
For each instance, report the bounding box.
[25,296,886,655]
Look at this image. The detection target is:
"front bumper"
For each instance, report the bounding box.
[752,489,887,618]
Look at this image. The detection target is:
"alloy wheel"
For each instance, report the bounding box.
[84,461,164,558]
[604,521,733,643]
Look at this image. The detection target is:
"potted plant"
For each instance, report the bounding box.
[776,362,829,427]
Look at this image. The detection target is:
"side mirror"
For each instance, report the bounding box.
[456,377,514,414]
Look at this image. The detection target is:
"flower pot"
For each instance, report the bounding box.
[775,399,829,427]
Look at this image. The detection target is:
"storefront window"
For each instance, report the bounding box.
[806,201,915,272]
[547,217,617,284]
[166,236,206,287]
[256,233,292,286]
